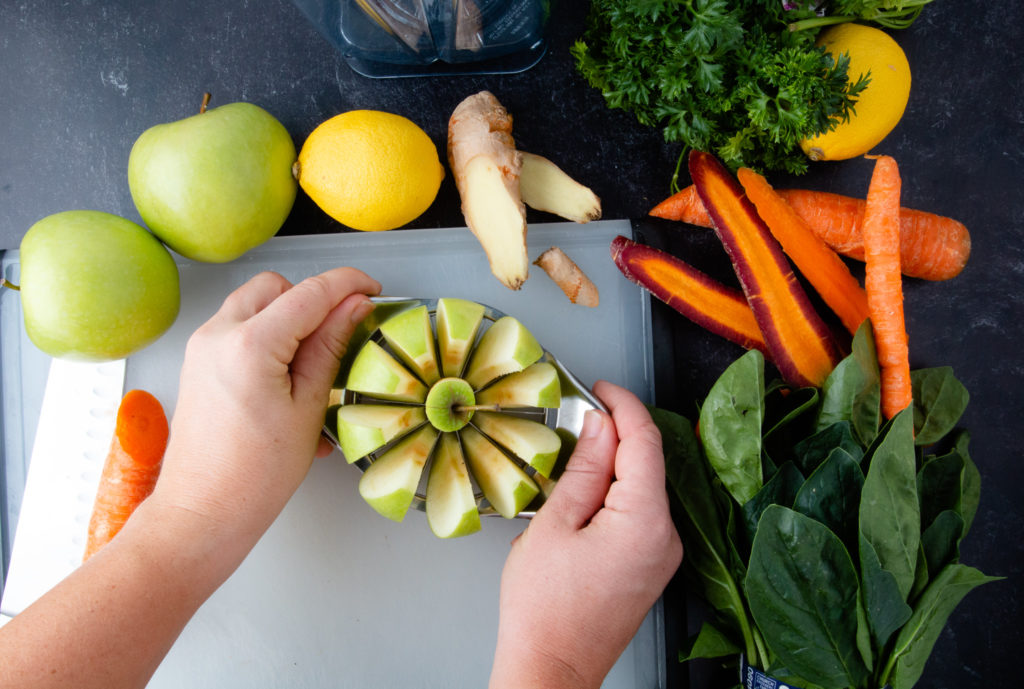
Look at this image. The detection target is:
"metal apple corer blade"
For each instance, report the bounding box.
[323,296,607,518]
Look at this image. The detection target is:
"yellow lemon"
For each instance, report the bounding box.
[296,110,444,231]
[800,23,911,161]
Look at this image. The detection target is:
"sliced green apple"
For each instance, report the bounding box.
[379,305,441,385]
[463,316,543,390]
[358,424,438,522]
[436,297,485,378]
[472,411,561,479]
[426,433,482,538]
[475,362,561,409]
[346,340,427,403]
[336,404,426,464]
[425,378,475,432]
[460,425,539,519]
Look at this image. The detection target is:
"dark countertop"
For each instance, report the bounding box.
[1,1,1021,686]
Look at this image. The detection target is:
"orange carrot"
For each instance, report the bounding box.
[651,185,971,281]
[737,168,870,336]
[83,389,168,561]
[862,156,912,419]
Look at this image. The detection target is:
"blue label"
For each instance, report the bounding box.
[740,656,799,689]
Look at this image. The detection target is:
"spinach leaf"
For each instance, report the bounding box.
[699,350,765,505]
[816,354,865,431]
[884,565,1002,689]
[859,409,920,601]
[745,506,869,689]
[793,421,863,476]
[850,321,882,446]
[793,447,864,552]
[910,366,969,446]
[763,386,820,468]
[953,431,981,538]
[921,510,963,575]
[679,622,741,661]
[917,451,964,529]
[741,461,804,543]
[653,407,757,658]
[860,535,913,650]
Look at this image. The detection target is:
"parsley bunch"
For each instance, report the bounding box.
[571,0,869,181]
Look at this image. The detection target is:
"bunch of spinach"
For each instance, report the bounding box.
[571,0,869,180]
[653,323,1000,689]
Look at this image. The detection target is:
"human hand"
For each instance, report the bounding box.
[148,267,380,559]
[489,381,683,689]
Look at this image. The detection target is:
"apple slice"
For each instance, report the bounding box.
[346,340,427,403]
[426,433,482,538]
[436,297,486,378]
[460,425,539,519]
[463,316,543,390]
[336,404,427,464]
[475,362,561,409]
[358,424,438,522]
[472,412,561,478]
[379,305,441,385]
[425,378,476,432]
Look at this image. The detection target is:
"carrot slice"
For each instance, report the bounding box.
[690,151,839,388]
[83,389,168,561]
[862,156,913,419]
[651,185,971,281]
[611,235,769,356]
[737,167,870,336]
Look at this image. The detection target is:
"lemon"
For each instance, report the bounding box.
[296,110,444,231]
[800,23,911,161]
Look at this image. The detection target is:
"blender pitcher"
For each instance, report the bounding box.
[291,0,550,77]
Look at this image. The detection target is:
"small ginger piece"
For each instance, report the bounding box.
[448,91,529,290]
[520,152,602,223]
[534,247,599,307]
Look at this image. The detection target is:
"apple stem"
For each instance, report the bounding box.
[200,92,212,114]
[454,404,503,413]
[1,277,20,292]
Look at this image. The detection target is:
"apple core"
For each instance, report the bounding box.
[425,378,475,432]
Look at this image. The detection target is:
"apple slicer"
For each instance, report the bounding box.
[323,296,607,518]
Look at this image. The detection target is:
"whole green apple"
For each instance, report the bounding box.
[128,100,297,263]
[18,210,180,361]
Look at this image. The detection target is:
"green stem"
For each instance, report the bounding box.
[750,626,771,671]
[788,14,854,32]
[1,277,20,291]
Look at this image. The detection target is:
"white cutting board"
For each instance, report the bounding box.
[1,220,662,687]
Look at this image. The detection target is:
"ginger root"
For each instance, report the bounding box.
[447,91,529,290]
[534,247,599,307]
[520,152,601,223]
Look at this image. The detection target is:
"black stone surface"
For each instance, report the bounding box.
[1,1,1021,687]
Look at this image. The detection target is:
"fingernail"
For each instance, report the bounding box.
[580,410,604,439]
[350,298,375,324]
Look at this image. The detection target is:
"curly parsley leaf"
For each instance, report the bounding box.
[572,0,868,181]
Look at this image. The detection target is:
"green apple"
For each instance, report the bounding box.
[379,305,440,385]
[472,411,561,478]
[463,316,543,390]
[128,100,296,263]
[426,433,482,538]
[16,210,180,361]
[460,425,539,519]
[336,403,426,463]
[346,340,427,403]
[436,297,485,378]
[425,378,476,432]
[358,424,438,522]
[475,362,561,409]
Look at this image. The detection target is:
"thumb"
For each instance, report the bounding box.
[536,409,617,530]
[290,294,375,405]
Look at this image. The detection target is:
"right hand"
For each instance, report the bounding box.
[489,381,683,689]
